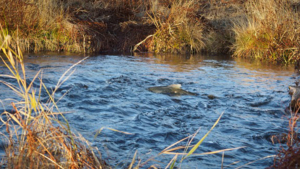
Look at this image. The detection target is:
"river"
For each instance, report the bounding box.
[0,53,296,168]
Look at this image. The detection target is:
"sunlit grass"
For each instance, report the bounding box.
[134,0,205,54]
[0,0,83,53]
[0,25,104,168]
[2,0,299,166]
[3,0,300,61]
[232,0,300,63]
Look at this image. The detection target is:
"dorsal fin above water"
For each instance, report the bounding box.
[289,86,300,95]
[289,86,296,94]
[168,84,181,89]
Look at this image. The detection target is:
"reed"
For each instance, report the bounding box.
[232,0,300,63]
[128,113,245,168]
[0,25,105,168]
[135,0,205,54]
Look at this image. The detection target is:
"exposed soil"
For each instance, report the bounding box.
[62,0,248,54]
[68,6,156,53]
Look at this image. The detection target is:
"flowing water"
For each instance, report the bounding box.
[0,53,297,168]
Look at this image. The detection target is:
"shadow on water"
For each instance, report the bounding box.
[0,52,296,168]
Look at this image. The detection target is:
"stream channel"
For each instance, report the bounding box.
[0,53,297,168]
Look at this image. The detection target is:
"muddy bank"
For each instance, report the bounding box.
[67,0,243,54]
[0,0,245,54]
[2,0,300,63]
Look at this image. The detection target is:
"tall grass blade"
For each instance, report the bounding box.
[128,150,138,169]
[182,112,224,161]
[163,147,245,156]
[38,152,64,169]
[95,127,133,138]
[166,155,177,169]
[235,155,276,169]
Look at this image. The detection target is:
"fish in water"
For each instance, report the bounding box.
[147,84,198,96]
[289,86,300,109]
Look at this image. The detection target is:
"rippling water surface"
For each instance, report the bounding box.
[0,53,297,168]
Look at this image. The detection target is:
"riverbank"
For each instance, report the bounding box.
[1,0,300,63]
[1,34,299,167]
[1,0,300,168]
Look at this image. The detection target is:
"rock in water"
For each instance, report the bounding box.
[147,84,198,96]
[289,86,300,109]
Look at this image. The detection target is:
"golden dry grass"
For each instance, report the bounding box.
[0,0,85,53]
[4,0,300,62]
[232,0,300,63]
[271,106,300,168]
[137,0,206,54]
[0,25,106,168]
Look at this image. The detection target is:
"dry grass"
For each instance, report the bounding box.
[200,0,246,54]
[128,113,246,168]
[232,0,300,63]
[7,0,300,60]
[0,0,249,55]
[0,25,106,168]
[0,0,86,52]
[270,108,300,168]
[0,0,156,53]
[133,0,247,54]
[0,23,234,168]
[134,0,205,54]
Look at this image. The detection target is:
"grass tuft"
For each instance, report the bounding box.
[135,0,205,54]
[231,0,300,64]
[0,25,105,168]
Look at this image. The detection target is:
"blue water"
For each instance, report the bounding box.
[0,53,296,168]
